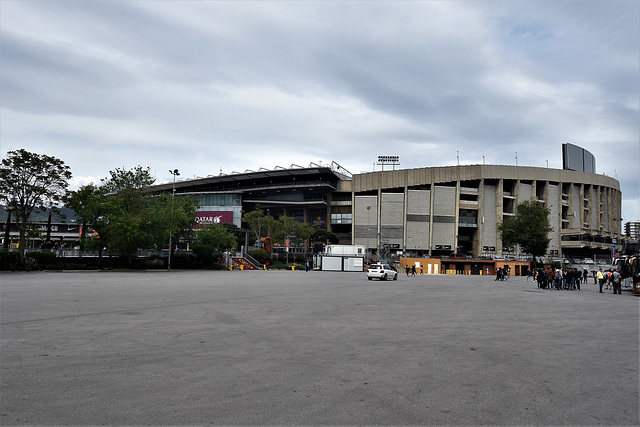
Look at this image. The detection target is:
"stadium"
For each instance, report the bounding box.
[1,144,623,265]
[148,144,622,263]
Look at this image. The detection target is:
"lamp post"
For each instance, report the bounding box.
[367,206,371,261]
[168,169,180,270]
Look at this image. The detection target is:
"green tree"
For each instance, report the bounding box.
[498,200,553,263]
[311,228,339,245]
[66,169,199,265]
[193,223,238,253]
[242,209,269,242]
[272,215,318,260]
[65,183,105,252]
[99,167,156,261]
[0,149,72,259]
[274,215,298,244]
[147,193,199,252]
[101,165,156,194]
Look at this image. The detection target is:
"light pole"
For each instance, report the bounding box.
[168,169,180,270]
[367,206,371,261]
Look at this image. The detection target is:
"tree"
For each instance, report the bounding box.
[0,149,72,259]
[66,168,200,265]
[193,223,237,253]
[311,228,339,245]
[99,166,156,261]
[147,193,199,252]
[101,165,156,194]
[498,200,553,264]
[242,209,269,243]
[65,183,104,252]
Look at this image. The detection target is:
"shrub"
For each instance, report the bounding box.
[192,244,216,267]
[141,258,164,269]
[251,249,270,264]
[271,260,287,269]
[26,251,58,266]
[0,251,23,271]
[170,253,198,269]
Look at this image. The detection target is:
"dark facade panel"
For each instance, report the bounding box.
[407,214,430,222]
[432,216,456,223]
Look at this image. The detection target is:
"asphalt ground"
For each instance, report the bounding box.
[1,270,638,426]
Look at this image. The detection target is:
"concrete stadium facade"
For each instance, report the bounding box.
[350,165,622,260]
[149,162,622,261]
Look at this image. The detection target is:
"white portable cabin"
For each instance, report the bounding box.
[314,245,365,272]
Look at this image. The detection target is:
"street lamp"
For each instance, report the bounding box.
[168,169,180,270]
[367,206,371,261]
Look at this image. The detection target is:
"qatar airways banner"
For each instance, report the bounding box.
[195,211,234,227]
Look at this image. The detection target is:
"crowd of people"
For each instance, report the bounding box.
[495,267,510,281]
[531,267,588,290]
[529,266,622,293]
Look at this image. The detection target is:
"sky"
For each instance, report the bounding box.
[1,0,639,222]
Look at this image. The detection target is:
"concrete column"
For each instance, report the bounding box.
[377,188,382,254]
[476,178,484,258]
[496,179,503,256]
[428,185,434,256]
[350,191,355,244]
[403,186,408,252]
[454,180,460,254]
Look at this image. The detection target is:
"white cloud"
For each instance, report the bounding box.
[1,0,638,220]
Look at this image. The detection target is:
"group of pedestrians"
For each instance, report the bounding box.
[530,266,623,294]
[596,268,623,294]
[534,267,588,290]
[495,267,510,281]
[405,264,423,276]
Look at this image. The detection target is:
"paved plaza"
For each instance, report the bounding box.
[1,270,638,425]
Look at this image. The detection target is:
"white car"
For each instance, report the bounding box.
[367,264,398,281]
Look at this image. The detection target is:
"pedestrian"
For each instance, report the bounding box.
[597,268,605,293]
[406,264,410,277]
[420,265,423,275]
[411,265,416,276]
[537,268,544,289]
[611,269,622,294]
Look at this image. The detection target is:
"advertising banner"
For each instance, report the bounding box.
[195,211,234,227]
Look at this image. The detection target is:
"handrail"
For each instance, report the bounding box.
[243,252,262,269]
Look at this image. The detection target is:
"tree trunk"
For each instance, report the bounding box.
[45,211,52,243]
[3,211,10,249]
[18,225,27,260]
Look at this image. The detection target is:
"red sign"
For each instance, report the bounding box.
[195,211,234,226]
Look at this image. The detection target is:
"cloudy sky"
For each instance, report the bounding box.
[1,0,638,220]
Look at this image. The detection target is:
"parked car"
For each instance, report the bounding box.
[583,258,595,264]
[367,263,398,281]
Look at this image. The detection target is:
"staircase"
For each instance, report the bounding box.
[231,257,259,270]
